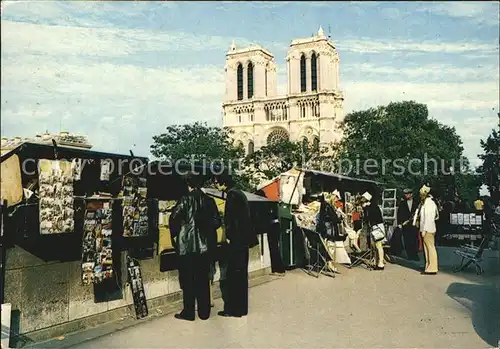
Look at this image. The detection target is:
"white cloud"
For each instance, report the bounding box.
[1,5,498,162]
[342,81,499,112]
[420,2,500,26]
[339,38,499,55]
[343,63,500,83]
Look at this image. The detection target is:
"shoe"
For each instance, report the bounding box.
[373,266,385,270]
[421,271,437,275]
[270,272,285,276]
[174,313,195,321]
[218,311,239,317]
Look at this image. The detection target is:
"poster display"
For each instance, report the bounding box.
[280,171,304,206]
[72,158,83,181]
[81,200,113,285]
[450,213,483,226]
[122,175,148,237]
[38,159,74,234]
[158,200,176,253]
[127,256,148,319]
[100,159,112,181]
[0,154,23,207]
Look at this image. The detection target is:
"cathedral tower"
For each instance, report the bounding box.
[224,41,277,102]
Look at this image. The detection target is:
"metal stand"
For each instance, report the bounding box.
[301,227,335,278]
[349,247,374,270]
[304,240,335,278]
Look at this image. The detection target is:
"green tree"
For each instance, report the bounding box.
[335,101,480,203]
[239,139,330,188]
[150,122,248,188]
[477,113,500,202]
[151,122,243,160]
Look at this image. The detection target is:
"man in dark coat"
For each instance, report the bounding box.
[217,176,258,318]
[396,188,419,261]
[169,175,219,321]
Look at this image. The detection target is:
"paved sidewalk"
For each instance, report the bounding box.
[65,256,500,349]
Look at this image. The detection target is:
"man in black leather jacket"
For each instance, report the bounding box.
[169,175,220,321]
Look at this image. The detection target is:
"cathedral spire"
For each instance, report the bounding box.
[318,26,325,37]
[230,40,236,51]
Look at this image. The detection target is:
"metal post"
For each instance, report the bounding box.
[0,199,6,304]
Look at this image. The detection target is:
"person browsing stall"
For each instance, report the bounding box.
[361,192,385,270]
[414,184,439,275]
[169,175,219,321]
[397,188,419,261]
[217,175,258,318]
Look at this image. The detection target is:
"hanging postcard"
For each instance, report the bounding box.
[38,159,75,234]
[127,256,148,319]
[81,200,114,285]
[100,159,113,181]
[122,175,148,237]
[72,158,83,181]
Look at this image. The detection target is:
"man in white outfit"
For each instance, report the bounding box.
[414,185,439,274]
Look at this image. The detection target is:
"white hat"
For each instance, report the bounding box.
[362,192,372,201]
[331,189,340,199]
[419,185,431,196]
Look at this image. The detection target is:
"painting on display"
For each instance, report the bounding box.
[38,159,75,234]
[158,200,177,253]
[122,175,148,237]
[127,256,148,319]
[81,200,114,285]
[100,159,113,181]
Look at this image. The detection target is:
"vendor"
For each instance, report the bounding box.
[361,192,385,270]
[317,193,340,241]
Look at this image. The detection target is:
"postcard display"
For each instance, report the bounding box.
[450,213,483,229]
[122,175,148,237]
[81,200,114,285]
[127,256,148,319]
[38,159,75,234]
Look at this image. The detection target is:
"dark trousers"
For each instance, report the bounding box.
[178,253,211,320]
[403,226,419,261]
[222,246,249,316]
[390,226,403,256]
[268,227,285,273]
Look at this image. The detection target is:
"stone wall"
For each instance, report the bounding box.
[4,234,271,346]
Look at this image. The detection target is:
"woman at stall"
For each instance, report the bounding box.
[361,192,385,270]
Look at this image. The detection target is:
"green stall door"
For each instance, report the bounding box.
[278,203,306,268]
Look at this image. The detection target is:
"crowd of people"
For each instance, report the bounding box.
[167,172,498,320]
[314,185,441,274]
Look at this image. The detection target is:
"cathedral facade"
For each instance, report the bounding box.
[222,27,344,155]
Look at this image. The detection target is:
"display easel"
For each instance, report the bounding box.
[301,227,336,278]
[349,247,374,270]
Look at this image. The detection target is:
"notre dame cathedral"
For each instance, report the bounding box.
[222,27,345,155]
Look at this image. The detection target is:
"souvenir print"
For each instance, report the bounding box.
[81,200,114,285]
[38,159,75,234]
[122,174,148,237]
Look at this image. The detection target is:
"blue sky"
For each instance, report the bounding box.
[1,1,498,167]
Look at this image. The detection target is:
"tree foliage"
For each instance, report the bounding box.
[477,113,500,203]
[150,122,244,161]
[238,139,330,188]
[335,101,480,203]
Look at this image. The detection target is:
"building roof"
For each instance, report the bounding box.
[256,168,383,191]
[1,131,92,152]
[203,187,276,202]
[226,44,274,58]
[305,169,383,185]
[0,141,147,163]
